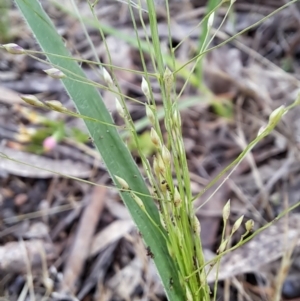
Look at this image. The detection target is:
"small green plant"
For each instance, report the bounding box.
[14,104,89,154]
[2,0,300,300]
[0,0,11,43]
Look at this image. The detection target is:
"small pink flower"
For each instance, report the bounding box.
[43,136,57,152]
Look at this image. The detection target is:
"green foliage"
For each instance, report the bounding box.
[127,131,156,158]
[9,0,300,300]
[70,128,90,143]
[0,0,10,43]
[211,99,234,119]
[14,0,184,300]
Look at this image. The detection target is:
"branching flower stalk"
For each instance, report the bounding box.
[114,60,211,298]
[140,0,210,297]
[142,67,210,299]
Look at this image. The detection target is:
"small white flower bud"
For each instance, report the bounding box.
[150,127,161,148]
[146,105,155,125]
[45,100,67,111]
[217,239,228,254]
[163,67,174,94]
[115,98,125,118]
[115,175,129,190]
[208,12,215,27]
[172,110,181,127]
[131,193,145,210]
[231,215,244,235]
[192,216,201,236]
[153,157,160,178]
[3,43,25,54]
[173,187,181,207]
[20,95,45,107]
[159,213,167,230]
[102,67,113,86]
[162,145,171,165]
[223,200,230,221]
[43,68,66,79]
[141,77,150,98]
[157,154,166,175]
[268,105,286,126]
[245,219,254,232]
[160,179,169,193]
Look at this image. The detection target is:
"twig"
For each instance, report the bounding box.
[60,185,106,294]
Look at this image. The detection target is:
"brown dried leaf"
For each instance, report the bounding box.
[107,258,142,300]
[60,186,106,294]
[0,85,23,105]
[89,220,134,257]
[0,240,56,274]
[0,145,92,178]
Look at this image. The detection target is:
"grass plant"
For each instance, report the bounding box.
[1,0,300,300]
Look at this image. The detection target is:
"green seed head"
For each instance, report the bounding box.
[245,219,254,232]
[222,200,230,221]
[115,98,125,118]
[146,105,155,125]
[115,175,129,190]
[192,216,201,236]
[162,145,171,165]
[3,43,25,54]
[174,188,182,208]
[45,100,67,112]
[20,94,45,107]
[43,68,66,79]
[141,77,150,99]
[217,239,228,254]
[163,67,174,94]
[231,215,244,235]
[150,128,161,148]
[268,105,286,126]
[102,67,113,87]
[132,193,145,210]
